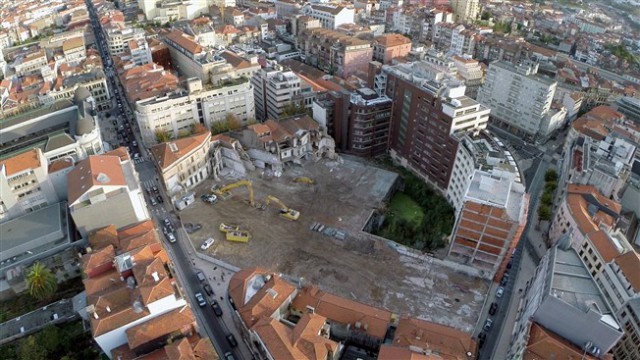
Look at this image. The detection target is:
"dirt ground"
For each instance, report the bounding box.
[181,157,489,333]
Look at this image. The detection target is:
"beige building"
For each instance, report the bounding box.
[150,132,222,196]
[0,148,60,223]
[67,149,149,237]
[452,0,479,24]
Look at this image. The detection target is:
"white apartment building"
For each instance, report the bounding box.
[67,152,150,237]
[13,49,47,76]
[275,0,303,20]
[135,78,255,146]
[452,0,479,24]
[0,148,60,223]
[452,55,484,99]
[104,26,146,56]
[477,60,558,140]
[302,4,355,30]
[126,38,153,66]
[252,64,315,121]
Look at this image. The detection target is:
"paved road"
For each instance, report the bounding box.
[478,129,565,358]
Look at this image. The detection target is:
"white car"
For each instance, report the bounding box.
[194,293,206,307]
[201,237,215,250]
[166,233,176,243]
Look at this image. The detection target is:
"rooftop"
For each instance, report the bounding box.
[150,132,211,170]
[67,155,128,204]
[464,170,527,222]
[0,148,42,177]
[393,317,477,360]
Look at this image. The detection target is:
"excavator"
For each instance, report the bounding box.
[212,180,255,207]
[264,195,300,221]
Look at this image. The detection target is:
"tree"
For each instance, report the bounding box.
[191,122,208,135]
[211,120,230,135]
[155,129,171,143]
[538,204,552,223]
[26,262,57,301]
[481,11,491,21]
[541,191,554,206]
[17,335,48,360]
[225,113,242,131]
[280,102,310,118]
[544,169,558,182]
[177,129,192,138]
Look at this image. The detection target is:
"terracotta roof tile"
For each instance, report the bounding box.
[165,29,202,54]
[150,132,211,170]
[373,34,411,48]
[392,317,477,360]
[67,155,128,204]
[0,148,42,177]
[48,157,75,173]
[587,231,621,263]
[524,323,603,360]
[378,345,432,360]
[126,306,196,351]
[614,250,640,292]
[291,286,392,339]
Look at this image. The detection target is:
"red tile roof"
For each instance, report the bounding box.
[150,132,211,170]
[67,155,127,204]
[392,317,477,360]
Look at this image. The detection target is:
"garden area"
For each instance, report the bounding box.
[0,321,100,360]
[374,159,455,251]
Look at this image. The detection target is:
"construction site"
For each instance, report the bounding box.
[180,157,490,333]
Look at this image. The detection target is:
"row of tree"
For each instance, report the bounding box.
[0,322,99,360]
[538,169,559,223]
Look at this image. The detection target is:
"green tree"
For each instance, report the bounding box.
[280,102,310,118]
[225,113,242,131]
[481,11,491,21]
[26,262,57,301]
[544,169,558,182]
[155,129,172,143]
[541,191,554,206]
[544,181,557,192]
[538,204,552,223]
[18,335,48,360]
[211,120,230,135]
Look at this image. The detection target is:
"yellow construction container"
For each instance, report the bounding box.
[226,230,250,243]
[293,177,314,184]
[219,223,239,233]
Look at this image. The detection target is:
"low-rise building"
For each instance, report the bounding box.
[67,150,149,238]
[391,317,477,359]
[150,132,222,196]
[301,4,355,30]
[372,34,411,64]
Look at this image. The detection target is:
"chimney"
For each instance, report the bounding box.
[106,306,111,313]
[152,272,160,282]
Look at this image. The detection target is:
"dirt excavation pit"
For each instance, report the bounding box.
[180,157,489,333]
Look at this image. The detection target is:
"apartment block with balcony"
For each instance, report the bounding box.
[372,34,411,64]
[67,151,149,237]
[447,170,528,280]
[452,55,484,99]
[150,132,222,196]
[477,60,559,140]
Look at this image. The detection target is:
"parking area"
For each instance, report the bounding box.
[180,158,489,332]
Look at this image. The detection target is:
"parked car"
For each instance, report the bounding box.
[500,274,510,286]
[157,195,164,204]
[483,319,493,331]
[185,223,202,233]
[226,334,238,348]
[196,271,206,282]
[496,287,505,298]
[194,293,206,307]
[211,300,223,316]
[201,237,215,250]
[224,352,235,360]
[166,232,176,243]
[163,218,171,228]
[203,284,214,296]
[489,302,498,316]
[150,197,157,206]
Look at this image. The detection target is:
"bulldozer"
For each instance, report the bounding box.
[264,195,300,221]
[293,177,314,185]
[212,180,255,207]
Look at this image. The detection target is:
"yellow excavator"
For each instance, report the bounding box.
[213,180,255,207]
[264,195,300,221]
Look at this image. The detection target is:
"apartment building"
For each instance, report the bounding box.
[67,151,149,237]
[150,132,222,196]
[372,34,411,64]
[81,220,206,358]
[447,170,528,280]
[451,0,479,24]
[62,37,86,65]
[374,60,490,193]
[163,29,217,82]
[299,28,372,78]
[477,60,560,140]
[135,77,255,146]
[508,241,623,359]
[452,55,484,99]
[103,22,146,57]
[615,96,640,124]
[390,317,477,359]
[274,0,303,20]
[252,63,315,121]
[12,49,47,76]
[0,148,59,223]
[301,4,355,30]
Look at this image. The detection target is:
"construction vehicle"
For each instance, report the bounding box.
[226,230,250,243]
[293,177,314,184]
[264,195,300,221]
[219,223,239,233]
[213,180,255,207]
